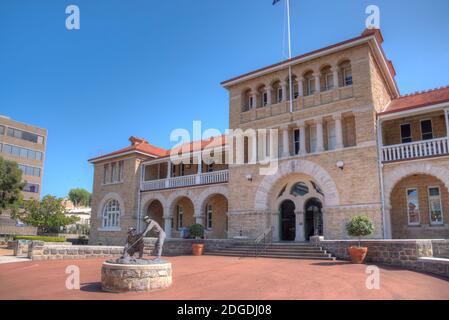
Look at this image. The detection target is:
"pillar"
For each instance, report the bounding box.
[333,113,344,149]
[295,211,304,242]
[165,161,171,188]
[316,118,324,152]
[250,90,257,109]
[297,120,307,155]
[164,217,172,239]
[266,85,272,106]
[297,78,304,97]
[281,125,290,158]
[332,66,339,89]
[281,81,287,102]
[314,73,321,93]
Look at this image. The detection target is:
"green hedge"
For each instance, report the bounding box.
[14,235,66,242]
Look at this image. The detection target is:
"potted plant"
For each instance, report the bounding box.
[189,224,205,256]
[346,215,374,264]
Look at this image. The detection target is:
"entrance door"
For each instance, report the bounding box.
[304,198,323,241]
[280,200,296,241]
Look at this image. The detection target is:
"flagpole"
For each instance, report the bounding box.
[286,0,293,113]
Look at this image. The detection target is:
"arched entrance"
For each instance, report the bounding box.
[304,198,323,241]
[146,200,164,235]
[280,200,296,241]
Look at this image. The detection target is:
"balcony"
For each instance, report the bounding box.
[381,137,449,163]
[140,170,229,192]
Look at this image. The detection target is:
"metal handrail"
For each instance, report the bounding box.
[254,227,274,258]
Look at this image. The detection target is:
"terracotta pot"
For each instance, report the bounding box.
[348,246,368,264]
[192,243,204,256]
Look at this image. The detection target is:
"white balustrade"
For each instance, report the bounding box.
[140,170,229,191]
[382,137,449,162]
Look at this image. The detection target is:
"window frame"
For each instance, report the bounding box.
[327,121,337,151]
[420,119,433,141]
[293,129,300,155]
[277,87,283,103]
[400,123,412,144]
[406,188,421,226]
[427,186,444,226]
[309,125,317,153]
[262,92,268,106]
[205,204,213,230]
[101,199,121,230]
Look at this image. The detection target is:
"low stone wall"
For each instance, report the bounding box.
[28,241,123,261]
[12,240,72,257]
[28,238,242,260]
[318,239,449,278]
[432,240,449,259]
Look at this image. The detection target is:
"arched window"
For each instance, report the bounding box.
[320,66,333,91]
[102,199,121,229]
[242,89,251,112]
[291,182,309,196]
[339,61,352,87]
[303,71,315,96]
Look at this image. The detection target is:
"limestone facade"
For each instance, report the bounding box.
[88,29,449,245]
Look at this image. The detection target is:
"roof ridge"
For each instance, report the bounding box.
[400,84,449,98]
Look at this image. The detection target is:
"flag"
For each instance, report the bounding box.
[273,0,281,5]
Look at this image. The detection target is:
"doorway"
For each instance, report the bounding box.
[304,198,323,241]
[280,200,296,241]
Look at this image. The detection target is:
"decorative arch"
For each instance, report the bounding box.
[96,192,125,218]
[384,163,449,208]
[196,185,229,213]
[140,193,167,218]
[254,159,339,212]
[166,189,196,218]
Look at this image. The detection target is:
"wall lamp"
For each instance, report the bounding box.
[336,160,345,171]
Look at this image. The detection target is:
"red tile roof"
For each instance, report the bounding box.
[88,136,168,162]
[379,85,449,115]
[88,135,228,163]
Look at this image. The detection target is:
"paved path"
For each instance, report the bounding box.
[0,256,448,300]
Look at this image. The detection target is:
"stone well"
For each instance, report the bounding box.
[101,261,172,293]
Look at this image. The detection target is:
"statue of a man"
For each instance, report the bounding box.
[142,216,166,259]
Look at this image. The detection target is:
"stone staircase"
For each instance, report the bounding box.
[205,242,336,260]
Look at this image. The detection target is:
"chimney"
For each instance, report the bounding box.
[129,136,147,146]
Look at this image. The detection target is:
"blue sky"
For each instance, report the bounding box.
[1,0,448,198]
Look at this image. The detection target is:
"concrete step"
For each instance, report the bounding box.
[204,252,335,260]
[230,246,323,252]
[208,249,329,256]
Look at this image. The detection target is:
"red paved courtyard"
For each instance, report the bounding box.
[0,256,448,300]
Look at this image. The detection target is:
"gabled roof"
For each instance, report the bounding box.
[88,136,168,163]
[379,85,449,115]
[221,28,399,98]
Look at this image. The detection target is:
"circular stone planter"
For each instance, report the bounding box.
[101,261,172,293]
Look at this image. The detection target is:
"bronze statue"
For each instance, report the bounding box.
[142,216,166,259]
[120,216,166,262]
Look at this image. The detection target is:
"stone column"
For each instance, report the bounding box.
[164,217,172,239]
[194,208,203,225]
[195,154,202,184]
[266,85,272,106]
[250,90,258,109]
[332,66,339,89]
[333,114,344,149]
[165,161,172,188]
[281,81,287,102]
[444,109,449,137]
[297,78,304,97]
[296,120,307,155]
[281,125,290,158]
[316,118,324,152]
[295,211,304,242]
[314,73,321,93]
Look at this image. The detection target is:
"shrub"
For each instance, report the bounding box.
[189,224,204,239]
[14,235,66,243]
[346,215,374,247]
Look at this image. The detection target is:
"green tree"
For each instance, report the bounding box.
[0,156,25,215]
[14,195,80,234]
[68,188,91,208]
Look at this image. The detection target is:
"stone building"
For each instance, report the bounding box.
[88,29,449,245]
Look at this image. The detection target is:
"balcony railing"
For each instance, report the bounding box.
[140,170,229,191]
[381,137,449,163]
